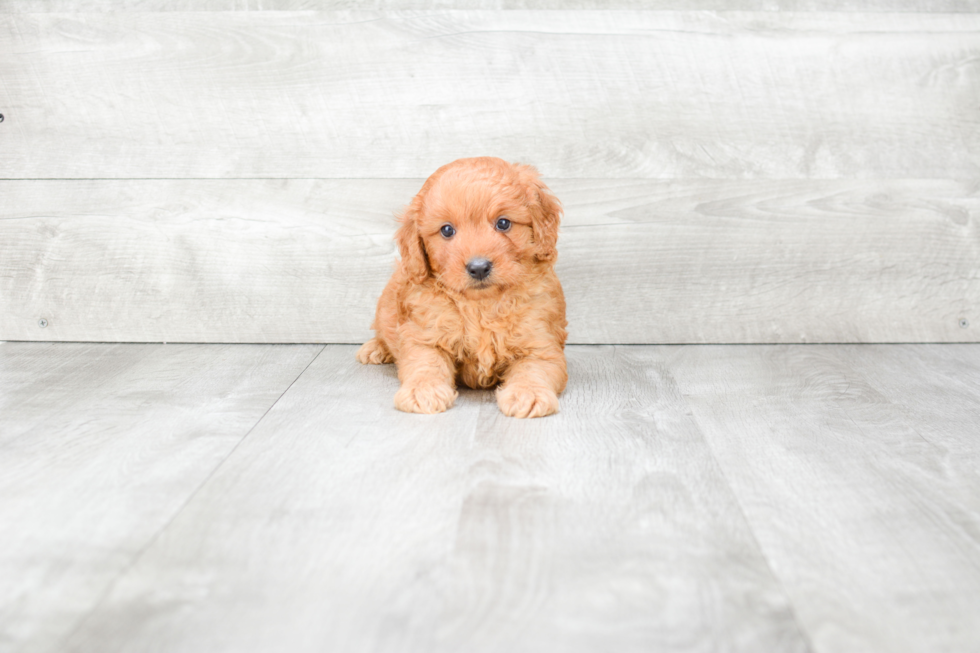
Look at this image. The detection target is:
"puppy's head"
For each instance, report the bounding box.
[395,157,561,294]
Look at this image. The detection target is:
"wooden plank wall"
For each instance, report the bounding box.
[1,4,978,343]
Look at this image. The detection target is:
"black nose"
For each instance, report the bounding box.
[466,258,493,281]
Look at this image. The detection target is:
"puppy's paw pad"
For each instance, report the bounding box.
[394,381,457,414]
[496,384,559,419]
[356,338,393,365]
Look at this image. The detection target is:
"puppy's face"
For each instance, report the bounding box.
[419,174,536,294]
[396,158,561,295]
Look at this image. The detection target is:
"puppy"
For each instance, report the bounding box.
[356,157,568,418]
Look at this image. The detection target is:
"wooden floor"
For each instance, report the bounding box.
[1,342,979,653]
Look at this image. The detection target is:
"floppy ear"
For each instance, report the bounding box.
[518,165,562,263]
[395,193,430,284]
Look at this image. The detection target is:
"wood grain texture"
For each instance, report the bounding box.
[840,344,980,456]
[430,346,805,653]
[59,345,807,653]
[4,342,980,651]
[837,344,980,523]
[5,1,980,10]
[56,345,488,653]
[2,179,977,344]
[665,344,980,653]
[0,342,321,653]
[1,11,978,179]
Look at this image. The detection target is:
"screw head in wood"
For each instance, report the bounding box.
[38,318,48,328]
[960,318,970,329]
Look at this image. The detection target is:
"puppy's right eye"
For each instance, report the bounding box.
[440,224,456,238]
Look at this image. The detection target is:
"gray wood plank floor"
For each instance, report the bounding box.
[1,342,979,652]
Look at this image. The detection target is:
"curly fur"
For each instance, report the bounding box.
[356,157,568,418]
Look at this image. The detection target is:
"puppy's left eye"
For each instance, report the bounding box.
[495,217,512,232]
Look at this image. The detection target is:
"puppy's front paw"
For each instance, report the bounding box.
[356,338,393,365]
[496,383,559,418]
[394,380,458,414]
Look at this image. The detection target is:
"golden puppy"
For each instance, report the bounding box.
[356,157,567,418]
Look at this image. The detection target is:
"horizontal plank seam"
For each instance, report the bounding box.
[4,177,980,181]
[54,343,327,652]
[5,340,980,346]
[3,9,980,14]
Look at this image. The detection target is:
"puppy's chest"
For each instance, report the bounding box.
[449,303,525,388]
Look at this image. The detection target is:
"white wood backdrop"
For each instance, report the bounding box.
[1,8,978,343]
[4,1,980,11]
[3,11,979,179]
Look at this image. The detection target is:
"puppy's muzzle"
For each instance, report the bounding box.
[466,258,493,281]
